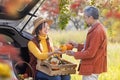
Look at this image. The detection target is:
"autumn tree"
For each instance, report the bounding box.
[40,0,71,30]
[69,0,87,30]
[89,0,120,42]
[40,0,59,29]
[40,0,120,42]
[58,0,70,30]
[40,0,87,30]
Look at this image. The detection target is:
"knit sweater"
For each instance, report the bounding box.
[28,35,53,60]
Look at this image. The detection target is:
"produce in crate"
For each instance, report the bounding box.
[48,56,60,66]
[39,58,77,76]
[48,56,66,66]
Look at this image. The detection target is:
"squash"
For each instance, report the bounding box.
[59,43,73,52]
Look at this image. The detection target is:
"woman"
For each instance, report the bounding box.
[27,17,70,80]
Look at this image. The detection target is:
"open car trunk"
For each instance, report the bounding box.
[0,0,46,79]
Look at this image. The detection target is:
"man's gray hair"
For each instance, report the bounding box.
[84,6,99,19]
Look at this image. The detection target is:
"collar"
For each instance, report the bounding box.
[88,22,100,34]
[38,35,47,40]
[91,20,99,27]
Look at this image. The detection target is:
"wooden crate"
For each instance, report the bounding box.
[37,59,77,76]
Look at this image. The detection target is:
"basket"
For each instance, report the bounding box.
[37,59,77,76]
[14,61,35,80]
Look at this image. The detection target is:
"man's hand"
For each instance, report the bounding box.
[68,41,78,48]
[65,50,75,56]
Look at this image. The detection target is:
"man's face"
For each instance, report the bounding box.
[83,14,91,27]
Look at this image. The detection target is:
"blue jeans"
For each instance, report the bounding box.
[36,71,70,80]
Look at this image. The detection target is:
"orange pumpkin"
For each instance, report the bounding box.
[59,45,67,52]
[66,43,73,50]
[59,43,73,52]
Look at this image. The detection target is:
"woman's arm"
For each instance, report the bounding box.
[28,41,50,60]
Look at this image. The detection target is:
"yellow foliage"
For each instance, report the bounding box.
[101,9,109,16]
[0,63,11,78]
[111,20,120,37]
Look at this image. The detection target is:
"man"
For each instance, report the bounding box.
[66,6,107,80]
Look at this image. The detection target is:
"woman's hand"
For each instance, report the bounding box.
[48,50,63,57]
[48,52,53,57]
[53,50,63,54]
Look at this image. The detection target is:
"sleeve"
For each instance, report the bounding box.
[77,44,84,51]
[74,31,101,59]
[28,41,48,60]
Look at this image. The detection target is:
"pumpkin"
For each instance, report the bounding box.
[66,43,73,50]
[59,45,67,52]
[59,43,73,52]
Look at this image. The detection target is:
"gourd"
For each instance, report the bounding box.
[59,43,73,52]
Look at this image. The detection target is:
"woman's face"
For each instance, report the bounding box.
[39,22,49,36]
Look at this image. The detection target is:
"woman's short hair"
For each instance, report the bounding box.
[84,6,99,19]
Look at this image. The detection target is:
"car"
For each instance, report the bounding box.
[0,0,45,79]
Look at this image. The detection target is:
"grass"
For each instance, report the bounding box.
[49,30,120,80]
[49,30,87,46]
